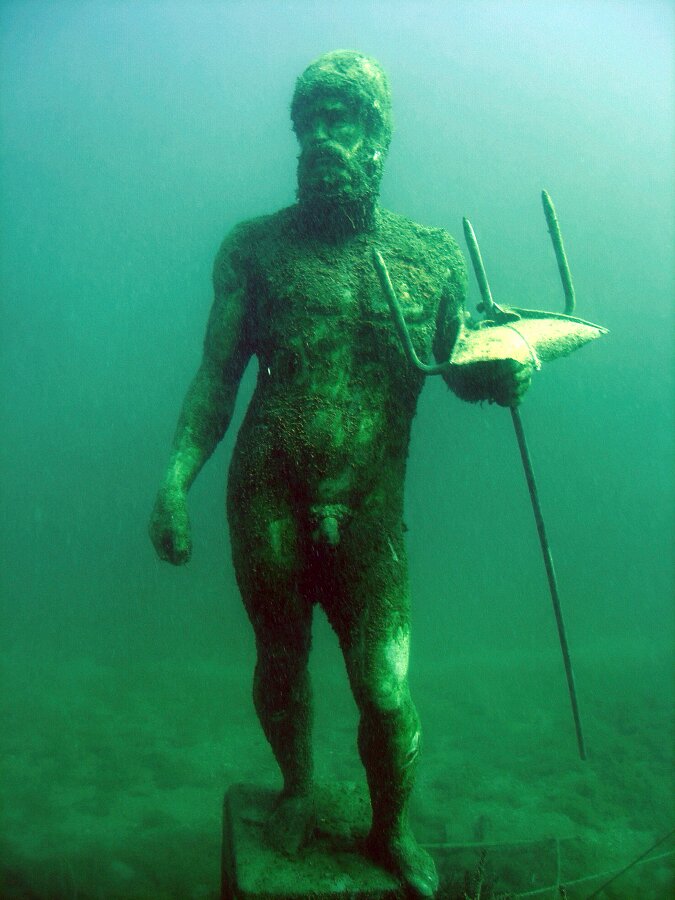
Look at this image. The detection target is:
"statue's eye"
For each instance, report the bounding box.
[325,109,344,125]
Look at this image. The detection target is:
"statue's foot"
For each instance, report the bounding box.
[265,790,316,856]
[366,829,438,898]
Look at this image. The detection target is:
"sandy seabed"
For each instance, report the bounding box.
[1,639,672,899]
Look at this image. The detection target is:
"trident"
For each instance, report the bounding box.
[373,192,608,760]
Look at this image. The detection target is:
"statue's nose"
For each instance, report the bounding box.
[311,118,328,141]
[300,124,327,153]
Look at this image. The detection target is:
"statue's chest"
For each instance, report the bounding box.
[249,242,440,353]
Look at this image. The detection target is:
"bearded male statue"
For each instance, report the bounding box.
[149,50,531,897]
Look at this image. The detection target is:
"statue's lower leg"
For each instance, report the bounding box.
[253,651,317,854]
[359,699,438,898]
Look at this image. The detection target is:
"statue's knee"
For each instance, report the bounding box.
[257,636,310,678]
[403,726,421,768]
[365,680,404,714]
[358,694,421,771]
[255,642,310,712]
[359,625,411,713]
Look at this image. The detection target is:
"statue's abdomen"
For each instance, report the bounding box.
[229,334,421,512]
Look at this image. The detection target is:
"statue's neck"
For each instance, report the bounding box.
[296,195,378,241]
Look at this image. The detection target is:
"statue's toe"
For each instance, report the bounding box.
[366,830,438,898]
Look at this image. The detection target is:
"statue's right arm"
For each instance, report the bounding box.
[149,229,252,565]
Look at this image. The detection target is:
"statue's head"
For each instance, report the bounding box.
[291,50,392,216]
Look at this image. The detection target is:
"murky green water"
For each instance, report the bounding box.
[1,2,672,897]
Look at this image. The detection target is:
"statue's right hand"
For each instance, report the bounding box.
[148,488,192,565]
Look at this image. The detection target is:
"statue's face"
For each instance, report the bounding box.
[296,94,381,206]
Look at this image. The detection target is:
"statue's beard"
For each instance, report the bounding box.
[296,141,383,230]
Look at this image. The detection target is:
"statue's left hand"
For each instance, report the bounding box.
[485,358,534,407]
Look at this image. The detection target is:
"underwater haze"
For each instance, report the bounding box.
[1,1,673,897]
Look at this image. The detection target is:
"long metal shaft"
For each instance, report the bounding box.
[510,407,586,760]
[464,217,587,760]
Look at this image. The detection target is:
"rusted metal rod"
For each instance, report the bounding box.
[542,189,576,314]
[463,212,586,760]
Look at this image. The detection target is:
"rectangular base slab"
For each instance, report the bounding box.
[221,783,404,900]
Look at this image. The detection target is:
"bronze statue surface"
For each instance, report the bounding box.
[149,50,531,897]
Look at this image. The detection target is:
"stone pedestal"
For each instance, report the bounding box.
[221,783,404,900]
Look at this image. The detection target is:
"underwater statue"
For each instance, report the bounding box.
[149,51,534,897]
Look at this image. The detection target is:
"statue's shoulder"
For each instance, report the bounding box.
[215,207,292,259]
[213,207,295,286]
[377,208,465,274]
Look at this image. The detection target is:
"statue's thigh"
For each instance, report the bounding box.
[324,516,412,711]
[229,488,310,650]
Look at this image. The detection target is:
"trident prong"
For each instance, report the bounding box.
[542,189,576,315]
